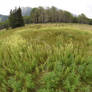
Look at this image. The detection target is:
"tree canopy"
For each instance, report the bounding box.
[29,6,92,25]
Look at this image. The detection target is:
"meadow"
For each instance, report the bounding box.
[0,23,92,92]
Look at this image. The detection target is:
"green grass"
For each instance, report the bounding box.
[0,23,92,92]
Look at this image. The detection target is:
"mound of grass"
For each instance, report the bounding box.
[0,23,92,92]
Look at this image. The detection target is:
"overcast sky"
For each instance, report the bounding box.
[0,0,92,18]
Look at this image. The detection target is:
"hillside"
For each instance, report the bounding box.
[0,23,92,92]
[0,14,8,22]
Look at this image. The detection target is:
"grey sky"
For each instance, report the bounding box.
[0,0,92,18]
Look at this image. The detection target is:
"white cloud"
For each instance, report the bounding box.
[0,0,92,18]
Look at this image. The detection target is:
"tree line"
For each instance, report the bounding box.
[0,6,92,30]
[26,6,91,24]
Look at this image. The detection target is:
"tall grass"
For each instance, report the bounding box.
[0,23,92,92]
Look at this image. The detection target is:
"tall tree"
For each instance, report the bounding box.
[30,8,40,23]
[38,7,46,23]
[50,6,58,22]
[63,11,73,23]
[46,7,52,23]
[9,7,24,28]
[78,13,89,24]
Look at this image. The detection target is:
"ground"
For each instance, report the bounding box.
[0,23,92,92]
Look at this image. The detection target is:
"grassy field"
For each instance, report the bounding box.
[0,23,92,92]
